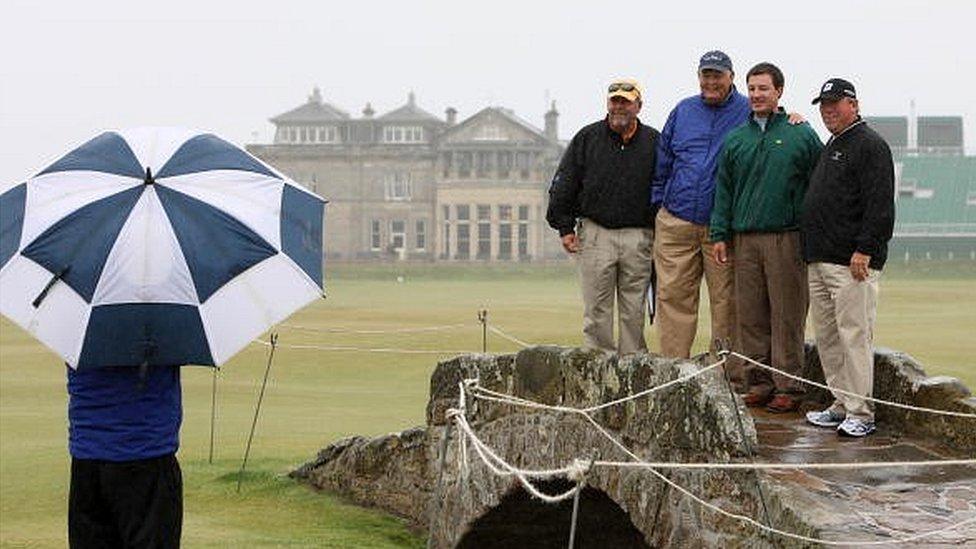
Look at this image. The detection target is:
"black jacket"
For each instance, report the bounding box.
[801,119,895,270]
[546,119,659,236]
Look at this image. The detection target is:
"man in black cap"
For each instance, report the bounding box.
[801,78,895,437]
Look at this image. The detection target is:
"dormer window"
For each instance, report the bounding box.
[384,126,424,143]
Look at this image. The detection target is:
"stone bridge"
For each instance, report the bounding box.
[292,346,976,548]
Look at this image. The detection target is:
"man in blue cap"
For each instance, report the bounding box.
[652,50,801,375]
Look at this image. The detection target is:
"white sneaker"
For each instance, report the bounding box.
[837,417,876,437]
[805,409,845,428]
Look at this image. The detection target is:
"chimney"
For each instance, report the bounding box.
[445,107,458,126]
[308,86,323,104]
[544,100,559,141]
[362,102,375,119]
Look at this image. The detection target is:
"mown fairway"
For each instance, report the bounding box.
[1,263,974,547]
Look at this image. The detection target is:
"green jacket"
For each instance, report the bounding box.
[710,111,823,242]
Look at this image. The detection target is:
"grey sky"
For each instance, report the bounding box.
[2,0,974,183]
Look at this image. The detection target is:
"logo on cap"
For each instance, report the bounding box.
[823,83,833,92]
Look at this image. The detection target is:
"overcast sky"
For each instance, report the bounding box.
[2,0,974,183]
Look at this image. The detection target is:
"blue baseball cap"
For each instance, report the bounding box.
[699,50,733,73]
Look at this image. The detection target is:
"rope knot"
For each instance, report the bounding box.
[566,458,593,483]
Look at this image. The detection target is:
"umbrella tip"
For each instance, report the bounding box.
[144,167,154,185]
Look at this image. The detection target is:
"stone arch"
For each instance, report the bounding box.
[455,479,650,549]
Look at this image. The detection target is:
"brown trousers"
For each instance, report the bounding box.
[577,219,654,354]
[734,232,808,393]
[653,208,736,359]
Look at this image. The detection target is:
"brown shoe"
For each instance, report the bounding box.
[766,393,800,413]
[743,386,773,407]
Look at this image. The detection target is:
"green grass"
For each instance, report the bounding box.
[1,263,974,547]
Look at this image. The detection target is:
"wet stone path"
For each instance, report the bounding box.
[753,409,976,546]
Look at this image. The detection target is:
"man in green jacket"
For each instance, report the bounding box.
[710,62,823,412]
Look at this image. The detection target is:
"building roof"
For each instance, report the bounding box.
[271,87,350,124]
[440,106,551,145]
[377,92,442,123]
[896,156,976,236]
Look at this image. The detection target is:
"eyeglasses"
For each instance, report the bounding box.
[608,83,637,93]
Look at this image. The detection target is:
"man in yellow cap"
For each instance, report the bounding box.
[547,78,660,353]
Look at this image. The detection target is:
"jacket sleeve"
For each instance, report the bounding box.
[796,125,824,213]
[855,139,895,258]
[546,131,585,236]
[651,108,677,207]
[709,138,735,243]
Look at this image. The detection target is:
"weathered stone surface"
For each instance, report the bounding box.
[294,345,976,547]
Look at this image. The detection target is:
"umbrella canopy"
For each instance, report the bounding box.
[0,128,325,369]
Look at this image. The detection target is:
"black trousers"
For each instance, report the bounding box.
[69,454,182,549]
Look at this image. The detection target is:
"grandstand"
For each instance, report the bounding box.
[866,114,975,262]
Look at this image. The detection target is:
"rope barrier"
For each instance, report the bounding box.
[452,381,976,546]
[725,351,976,420]
[254,339,475,355]
[282,322,469,334]
[487,325,531,348]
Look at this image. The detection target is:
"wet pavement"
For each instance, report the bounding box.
[752,409,976,546]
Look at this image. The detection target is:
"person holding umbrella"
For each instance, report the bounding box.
[0,128,326,546]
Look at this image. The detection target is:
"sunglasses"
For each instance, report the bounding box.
[608,83,638,93]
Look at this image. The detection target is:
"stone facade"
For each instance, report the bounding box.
[246,89,565,262]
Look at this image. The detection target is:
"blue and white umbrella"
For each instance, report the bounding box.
[0,127,325,369]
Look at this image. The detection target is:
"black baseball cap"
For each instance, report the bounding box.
[699,50,733,73]
[812,78,857,104]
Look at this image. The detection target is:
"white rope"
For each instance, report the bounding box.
[726,351,976,419]
[454,379,976,546]
[590,458,976,471]
[253,339,474,355]
[487,325,531,348]
[282,323,468,335]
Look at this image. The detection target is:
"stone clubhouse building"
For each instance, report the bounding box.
[246,88,565,262]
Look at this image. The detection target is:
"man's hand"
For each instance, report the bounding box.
[787,111,806,125]
[713,241,731,265]
[561,233,580,254]
[849,252,871,281]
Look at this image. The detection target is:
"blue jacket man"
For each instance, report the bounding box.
[651,50,749,361]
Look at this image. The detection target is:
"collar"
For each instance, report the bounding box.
[701,84,739,108]
[827,116,865,145]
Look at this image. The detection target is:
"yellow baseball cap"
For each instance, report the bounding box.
[607,77,643,102]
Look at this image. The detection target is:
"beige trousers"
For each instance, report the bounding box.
[808,262,880,421]
[577,219,654,355]
[734,232,808,393]
[653,208,736,359]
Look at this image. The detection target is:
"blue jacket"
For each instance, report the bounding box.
[652,88,751,225]
[68,365,182,461]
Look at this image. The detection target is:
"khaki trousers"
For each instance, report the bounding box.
[577,219,653,354]
[734,232,808,393]
[653,208,736,359]
[808,262,880,421]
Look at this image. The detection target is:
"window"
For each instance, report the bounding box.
[442,152,453,178]
[383,125,424,143]
[316,126,338,143]
[443,221,451,258]
[370,220,382,251]
[288,127,298,143]
[516,151,532,179]
[518,223,529,259]
[518,205,530,221]
[475,124,504,141]
[384,172,411,201]
[498,223,512,260]
[456,224,470,258]
[476,151,492,178]
[499,205,512,221]
[477,204,491,221]
[415,220,426,250]
[456,204,470,221]
[477,222,491,260]
[458,152,472,178]
[498,151,513,178]
[390,220,406,250]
